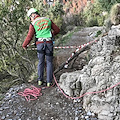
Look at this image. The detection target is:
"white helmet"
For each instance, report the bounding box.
[27,8,38,17]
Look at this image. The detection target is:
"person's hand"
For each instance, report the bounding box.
[23,46,27,50]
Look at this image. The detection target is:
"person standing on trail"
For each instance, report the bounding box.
[22,8,60,87]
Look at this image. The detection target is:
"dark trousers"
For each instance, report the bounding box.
[37,41,53,83]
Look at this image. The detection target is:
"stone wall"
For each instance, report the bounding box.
[59,24,120,120]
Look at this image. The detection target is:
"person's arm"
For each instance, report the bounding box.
[22,24,35,49]
[51,21,60,36]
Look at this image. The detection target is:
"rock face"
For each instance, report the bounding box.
[59,24,120,120]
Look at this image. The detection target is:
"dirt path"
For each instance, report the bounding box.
[0,27,103,120]
[0,82,98,120]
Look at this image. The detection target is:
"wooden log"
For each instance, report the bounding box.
[54,32,108,74]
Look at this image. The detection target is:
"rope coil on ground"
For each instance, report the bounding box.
[17,83,55,101]
[17,86,42,101]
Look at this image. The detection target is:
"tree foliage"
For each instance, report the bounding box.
[32,0,50,17]
[0,0,64,82]
[83,0,109,26]
[83,0,120,27]
[98,0,120,12]
[0,0,36,81]
[110,3,120,25]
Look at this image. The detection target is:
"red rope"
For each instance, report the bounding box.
[18,83,55,101]
[53,74,120,100]
[18,86,42,101]
[17,75,120,101]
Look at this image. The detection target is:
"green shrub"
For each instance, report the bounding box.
[86,17,98,27]
[110,3,120,25]
[48,1,64,28]
[0,0,35,81]
[83,0,108,27]
[98,0,120,12]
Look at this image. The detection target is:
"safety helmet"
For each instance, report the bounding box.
[27,8,38,17]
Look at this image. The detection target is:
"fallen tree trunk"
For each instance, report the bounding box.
[54,43,91,74]
[54,32,108,74]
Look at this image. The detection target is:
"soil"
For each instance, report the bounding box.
[0,27,103,120]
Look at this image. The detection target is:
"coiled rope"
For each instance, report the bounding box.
[17,83,55,101]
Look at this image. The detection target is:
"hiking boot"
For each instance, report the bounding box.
[38,81,43,86]
[47,83,52,87]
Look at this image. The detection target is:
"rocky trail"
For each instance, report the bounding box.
[0,27,103,120]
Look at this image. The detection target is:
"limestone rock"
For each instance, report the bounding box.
[58,24,120,120]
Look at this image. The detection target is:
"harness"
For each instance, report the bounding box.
[36,38,53,56]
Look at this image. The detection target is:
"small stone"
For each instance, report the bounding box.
[100,110,110,115]
[81,115,84,118]
[6,114,9,117]
[91,118,98,120]
[79,107,82,110]
[74,99,77,103]
[4,107,9,109]
[79,110,82,113]
[1,116,6,119]
[85,116,89,119]
[75,117,79,120]
[38,116,41,120]
[108,113,114,117]
[74,99,80,103]
[14,110,17,114]
[51,117,54,120]
[0,111,2,115]
[51,104,54,108]
[6,93,11,98]
[56,102,59,105]
[87,111,92,116]
[75,111,79,115]
[91,113,95,116]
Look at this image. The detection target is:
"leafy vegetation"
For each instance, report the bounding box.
[0,0,34,81]
[98,0,120,12]
[0,0,65,85]
[110,3,120,25]
[83,0,108,26]
[83,0,120,27]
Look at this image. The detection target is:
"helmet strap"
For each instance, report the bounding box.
[30,13,36,20]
